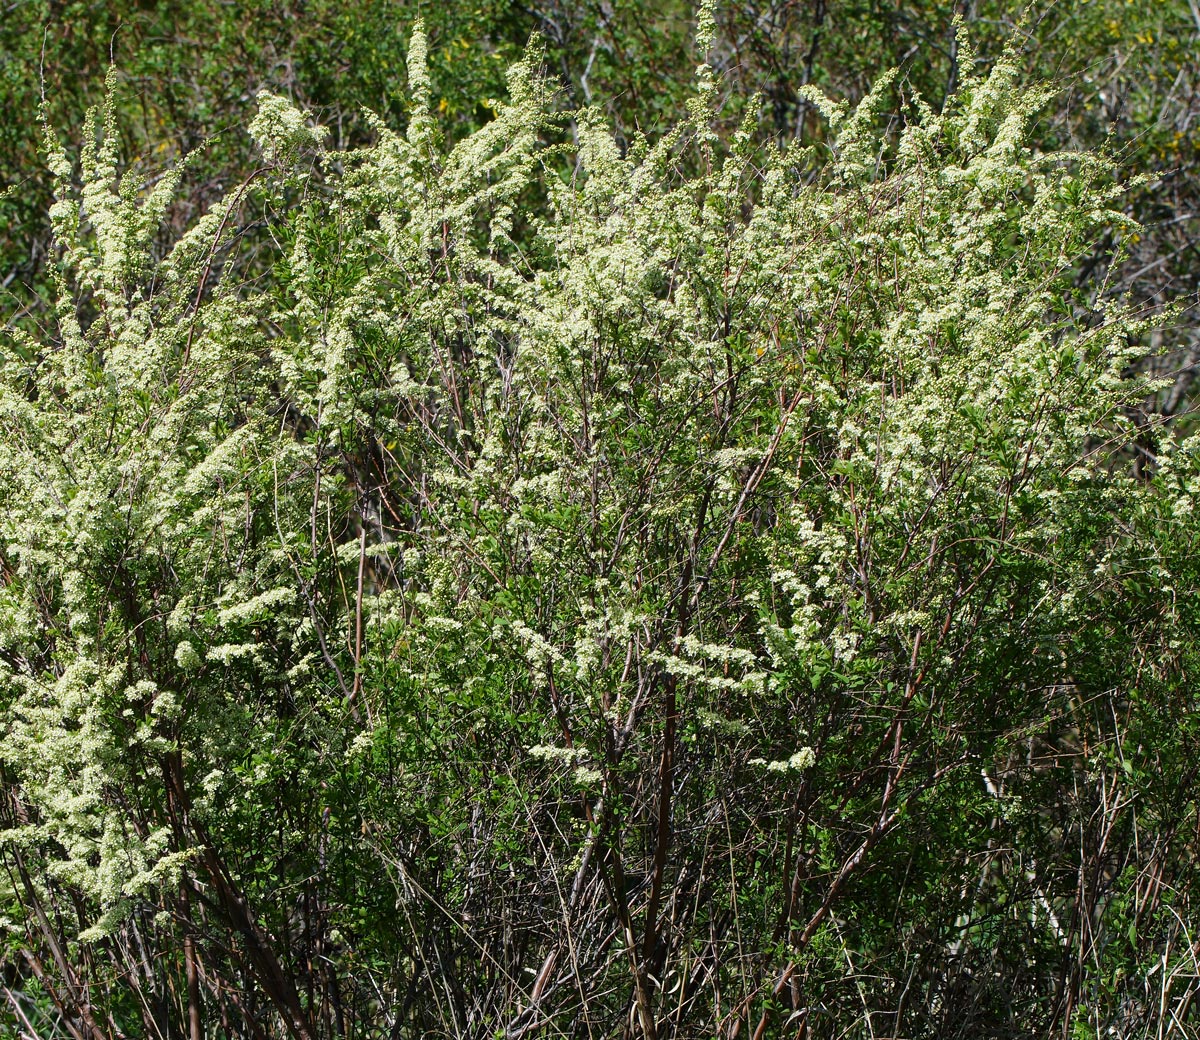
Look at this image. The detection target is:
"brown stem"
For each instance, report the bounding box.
[181,881,203,1040]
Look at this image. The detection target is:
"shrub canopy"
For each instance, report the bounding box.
[1,12,1198,1040]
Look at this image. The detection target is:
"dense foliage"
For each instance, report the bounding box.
[1,4,1198,1040]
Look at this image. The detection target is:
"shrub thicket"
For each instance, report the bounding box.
[1,8,1198,1040]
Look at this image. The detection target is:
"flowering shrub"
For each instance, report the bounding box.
[1,13,1197,1040]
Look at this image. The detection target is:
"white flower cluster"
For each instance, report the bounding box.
[248,90,328,163]
[749,748,817,774]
